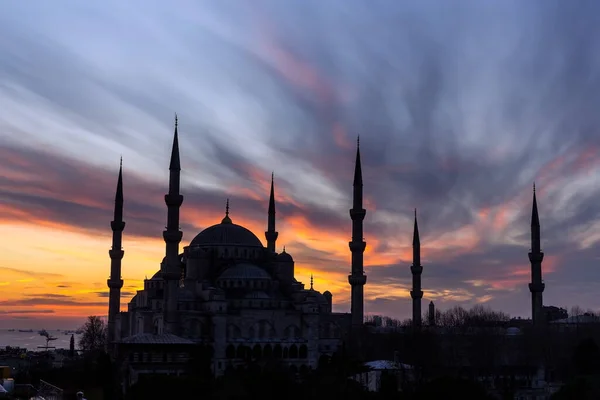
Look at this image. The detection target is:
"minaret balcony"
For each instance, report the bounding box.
[109,249,124,259]
[410,290,423,299]
[163,230,183,243]
[528,252,544,262]
[348,241,366,252]
[528,282,545,293]
[349,208,366,220]
[110,221,126,231]
[348,274,367,286]
[164,193,184,207]
[410,265,423,274]
[107,278,123,289]
[265,231,279,241]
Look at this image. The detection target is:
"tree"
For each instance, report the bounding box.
[69,334,75,358]
[574,338,600,376]
[78,316,107,352]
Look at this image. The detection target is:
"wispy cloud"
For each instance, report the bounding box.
[0,0,599,324]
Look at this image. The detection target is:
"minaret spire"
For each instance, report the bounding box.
[528,182,545,326]
[107,159,126,349]
[410,208,423,328]
[265,172,278,252]
[162,116,184,334]
[348,136,367,326]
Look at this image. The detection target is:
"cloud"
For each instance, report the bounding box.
[0,294,106,308]
[0,310,55,315]
[0,0,600,322]
[0,266,63,279]
[95,291,135,298]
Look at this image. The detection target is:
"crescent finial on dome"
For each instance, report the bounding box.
[221,198,232,224]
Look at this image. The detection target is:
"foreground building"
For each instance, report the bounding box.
[106,118,364,386]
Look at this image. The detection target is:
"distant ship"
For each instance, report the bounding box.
[7,329,15,332]
[18,329,33,333]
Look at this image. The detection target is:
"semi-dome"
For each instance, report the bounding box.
[218,263,271,280]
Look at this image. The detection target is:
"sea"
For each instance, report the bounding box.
[0,330,83,352]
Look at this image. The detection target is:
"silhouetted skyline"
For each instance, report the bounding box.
[1,0,600,328]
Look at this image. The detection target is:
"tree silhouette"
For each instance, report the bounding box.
[573,338,600,376]
[78,316,107,352]
[69,334,75,358]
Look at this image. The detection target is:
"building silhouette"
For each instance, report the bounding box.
[107,118,360,385]
[104,118,550,392]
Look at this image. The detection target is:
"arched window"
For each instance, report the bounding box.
[289,344,298,359]
[263,344,273,359]
[236,345,246,359]
[226,345,236,359]
[273,344,282,359]
[252,344,262,359]
[299,344,308,359]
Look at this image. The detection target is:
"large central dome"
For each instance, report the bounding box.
[190,205,263,248]
[190,223,263,247]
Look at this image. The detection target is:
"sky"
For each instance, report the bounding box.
[0,0,599,329]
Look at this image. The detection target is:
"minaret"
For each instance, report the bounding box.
[265,173,278,253]
[528,183,545,326]
[107,158,125,345]
[348,137,367,326]
[162,115,184,334]
[410,209,423,327]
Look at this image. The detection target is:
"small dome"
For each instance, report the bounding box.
[218,263,271,280]
[323,290,332,298]
[277,248,294,262]
[190,223,263,247]
[307,289,328,304]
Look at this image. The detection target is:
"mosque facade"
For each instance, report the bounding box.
[106,119,367,384]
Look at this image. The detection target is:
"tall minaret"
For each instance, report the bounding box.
[528,183,545,326]
[348,137,367,326]
[265,173,278,253]
[410,209,423,327]
[107,158,125,345]
[162,115,184,334]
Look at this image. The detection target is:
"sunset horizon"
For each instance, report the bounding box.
[1,0,600,331]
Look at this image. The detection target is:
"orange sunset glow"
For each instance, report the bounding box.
[2,1,600,330]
